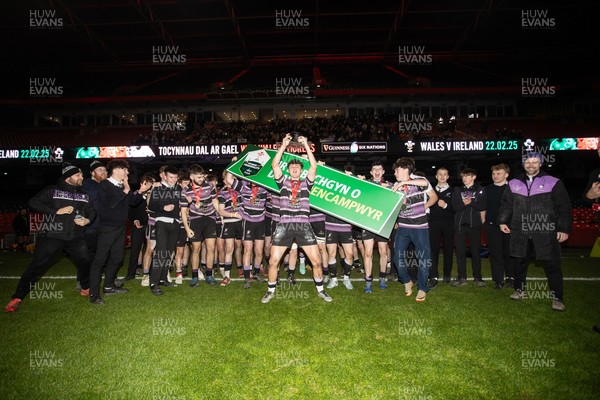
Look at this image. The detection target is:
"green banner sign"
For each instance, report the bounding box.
[226,145,404,238]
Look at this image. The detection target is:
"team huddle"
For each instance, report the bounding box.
[4,134,571,312]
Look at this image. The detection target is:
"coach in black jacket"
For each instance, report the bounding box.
[80,160,107,289]
[89,160,150,305]
[498,152,571,311]
[5,165,95,312]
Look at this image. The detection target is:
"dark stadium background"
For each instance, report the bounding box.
[0,0,598,210]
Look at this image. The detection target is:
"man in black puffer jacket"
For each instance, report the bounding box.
[498,152,571,311]
[4,165,96,312]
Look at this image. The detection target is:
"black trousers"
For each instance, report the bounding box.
[126,224,146,278]
[151,221,179,287]
[80,228,98,283]
[89,225,126,296]
[455,226,482,280]
[12,236,90,300]
[513,239,563,301]
[428,219,454,280]
[484,223,513,283]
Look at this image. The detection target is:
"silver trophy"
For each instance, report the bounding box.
[287,131,304,149]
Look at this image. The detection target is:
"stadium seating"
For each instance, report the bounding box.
[566,207,598,247]
[4,116,598,148]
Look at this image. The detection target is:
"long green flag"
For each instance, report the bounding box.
[226,144,404,238]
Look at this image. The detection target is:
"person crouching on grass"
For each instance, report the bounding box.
[261,133,332,303]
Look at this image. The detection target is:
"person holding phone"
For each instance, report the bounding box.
[5,165,95,312]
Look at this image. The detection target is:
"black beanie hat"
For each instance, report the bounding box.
[61,165,82,180]
[90,160,105,173]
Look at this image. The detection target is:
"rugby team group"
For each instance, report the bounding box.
[4,134,573,311]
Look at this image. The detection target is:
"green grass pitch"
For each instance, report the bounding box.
[1,250,599,399]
